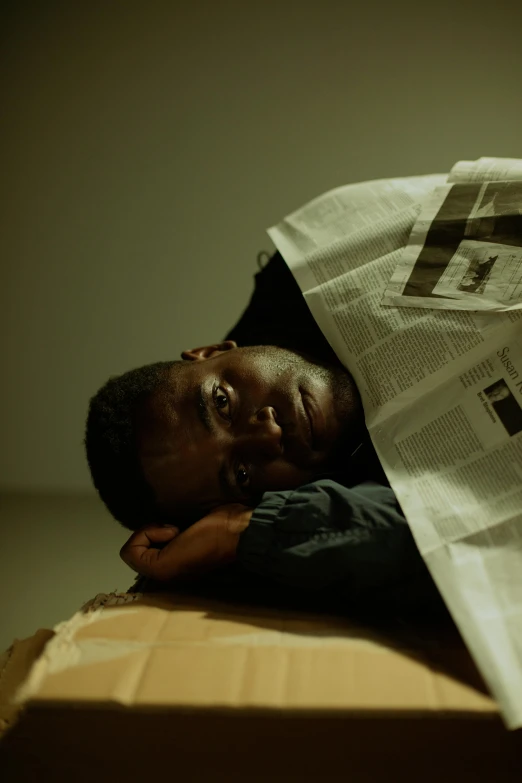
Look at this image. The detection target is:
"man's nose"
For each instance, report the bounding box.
[239,406,282,461]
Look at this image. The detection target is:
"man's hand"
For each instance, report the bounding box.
[120,504,253,582]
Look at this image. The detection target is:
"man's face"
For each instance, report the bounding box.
[137,342,361,520]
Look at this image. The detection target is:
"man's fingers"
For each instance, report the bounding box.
[120,526,180,577]
[142,526,180,543]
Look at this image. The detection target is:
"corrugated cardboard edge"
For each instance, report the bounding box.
[12,592,500,717]
[81,592,144,612]
[0,629,55,737]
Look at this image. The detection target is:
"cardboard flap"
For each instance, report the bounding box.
[0,629,54,735]
[17,592,496,716]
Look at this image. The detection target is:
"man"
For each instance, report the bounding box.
[85,252,446,619]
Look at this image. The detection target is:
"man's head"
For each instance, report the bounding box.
[85,342,364,530]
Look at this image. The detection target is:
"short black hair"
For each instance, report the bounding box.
[85,361,181,530]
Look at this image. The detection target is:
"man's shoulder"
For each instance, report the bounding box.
[225,252,340,364]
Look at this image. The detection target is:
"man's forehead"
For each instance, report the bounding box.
[138,396,224,516]
[136,385,183,455]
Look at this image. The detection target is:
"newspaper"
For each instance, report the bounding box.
[382,158,522,312]
[268,172,522,729]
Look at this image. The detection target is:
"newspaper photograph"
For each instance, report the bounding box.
[268,169,522,728]
[382,177,522,312]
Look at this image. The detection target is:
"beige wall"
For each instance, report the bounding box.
[0,492,132,651]
[0,2,521,643]
[2,0,521,493]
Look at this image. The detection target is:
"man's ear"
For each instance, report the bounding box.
[181,340,237,362]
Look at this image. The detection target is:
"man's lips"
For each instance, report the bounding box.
[277,394,313,460]
[277,389,326,463]
[301,390,325,451]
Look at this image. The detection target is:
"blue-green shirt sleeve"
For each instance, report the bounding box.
[236,480,444,615]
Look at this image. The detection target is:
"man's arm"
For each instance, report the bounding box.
[238,481,416,591]
[121,480,446,617]
[236,480,445,616]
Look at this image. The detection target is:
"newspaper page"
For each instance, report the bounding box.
[382,159,522,313]
[449,157,522,184]
[269,176,521,425]
[268,175,522,728]
[372,335,522,729]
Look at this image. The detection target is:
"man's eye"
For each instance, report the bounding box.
[213,386,230,418]
[236,467,250,488]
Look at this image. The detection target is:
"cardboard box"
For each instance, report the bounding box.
[1,591,521,782]
[0,628,54,739]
